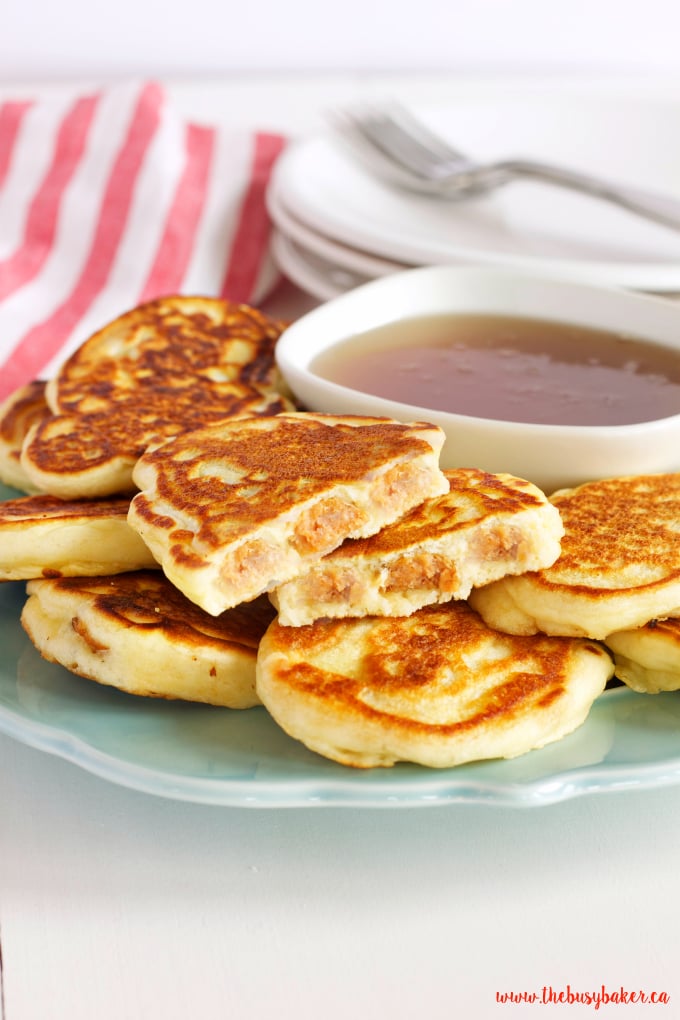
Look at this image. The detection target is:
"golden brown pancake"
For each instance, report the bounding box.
[605,616,680,693]
[47,295,287,406]
[19,296,294,499]
[0,493,158,580]
[0,380,51,492]
[469,473,680,640]
[129,412,449,615]
[271,468,564,626]
[21,571,275,707]
[255,601,614,768]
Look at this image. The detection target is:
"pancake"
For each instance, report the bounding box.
[20,389,292,500]
[19,296,294,499]
[129,412,449,615]
[0,380,51,492]
[271,468,564,626]
[605,617,680,693]
[469,473,680,640]
[21,571,275,707]
[47,295,287,407]
[0,493,158,580]
[255,600,614,768]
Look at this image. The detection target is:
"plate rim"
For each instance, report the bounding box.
[270,229,369,301]
[267,177,406,277]
[270,91,680,291]
[3,684,680,809]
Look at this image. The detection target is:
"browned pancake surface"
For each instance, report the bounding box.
[23,389,291,482]
[21,571,276,706]
[469,472,680,639]
[132,413,444,550]
[256,600,613,768]
[20,296,293,496]
[51,295,287,411]
[538,474,680,594]
[0,380,50,446]
[0,380,51,490]
[0,492,132,524]
[328,468,549,558]
[34,571,276,653]
[267,606,588,731]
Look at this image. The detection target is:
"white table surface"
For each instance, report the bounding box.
[2,73,680,1020]
[3,728,680,1020]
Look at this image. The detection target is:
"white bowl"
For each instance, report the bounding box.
[275,265,680,495]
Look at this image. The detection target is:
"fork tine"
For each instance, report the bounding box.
[333,103,469,181]
[335,106,444,178]
[363,109,446,176]
[329,109,410,172]
[328,109,438,190]
[330,107,430,178]
[382,102,466,163]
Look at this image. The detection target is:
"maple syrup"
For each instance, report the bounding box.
[312,313,680,426]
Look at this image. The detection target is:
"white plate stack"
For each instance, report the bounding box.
[266,90,680,301]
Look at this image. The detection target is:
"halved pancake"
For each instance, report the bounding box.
[605,617,680,693]
[20,296,294,499]
[129,412,449,615]
[255,601,613,768]
[21,572,275,707]
[0,493,157,580]
[0,380,51,492]
[469,473,680,640]
[271,468,564,626]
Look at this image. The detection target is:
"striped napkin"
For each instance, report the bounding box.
[0,80,286,402]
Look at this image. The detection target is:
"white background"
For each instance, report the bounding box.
[3,8,680,1020]
[2,0,680,81]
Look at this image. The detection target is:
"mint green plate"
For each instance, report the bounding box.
[2,482,680,808]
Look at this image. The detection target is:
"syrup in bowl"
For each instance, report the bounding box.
[311,313,680,427]
[275,265,680,491]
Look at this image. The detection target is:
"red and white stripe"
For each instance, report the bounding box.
[0,81,285,401]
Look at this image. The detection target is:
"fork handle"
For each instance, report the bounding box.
[497,159,680,232]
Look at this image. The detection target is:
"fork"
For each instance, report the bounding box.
[331,103,680,232]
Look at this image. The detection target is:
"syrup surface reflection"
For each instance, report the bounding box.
[312,313,680,426]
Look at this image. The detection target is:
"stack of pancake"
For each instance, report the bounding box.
[469,474,680,696]
[2,294,674,771]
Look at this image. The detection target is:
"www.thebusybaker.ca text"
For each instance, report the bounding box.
[496,985,670,1009]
